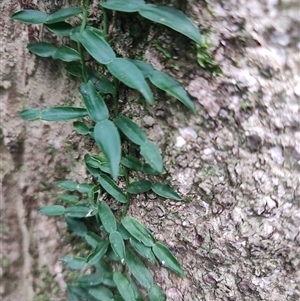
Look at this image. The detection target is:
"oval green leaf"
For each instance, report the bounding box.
[19,108,41,120]
[121,217,155,247]
[85,232,103,249]
[52,46,80,62]
[11,10,48,24]
[130,237,156,264]
[88,241,109,265]
[152,242,184,276]
[101,0,145,12]
[114,115,147,145]
[117,223,131,240]
[73,121,90,135]
[109,231,126,261]
[78,28,116,64]
[65,217,87,237]
[98,174,127,203]
[46,7,83,24]
[138,5,202,44]
[140,141,163,173]
[45,22,73,36]
[151,183,182,201]
[113,272,136,301]
[39,205,65,216]
[121,155,143,171]
[65,206,91,218]
[76,273,103,286]
[98,202,117,233]
[41,107,88,121]
[148,285,166,301]
[128,59,154,77]
[27,42,57,57]
[125,248,153,288]
[80,81,109,122]
[107,58,154,104]
[57,194,79,205]
[58,180,78,191]
[59,256,86,270]
[94,120,121,180]
[88,286,114,301]
[149,70,195,112]
[127,180,152,194]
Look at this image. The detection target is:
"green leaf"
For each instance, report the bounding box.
[65,206,91,218]
[59,256,86,270]
[88,241,109,265]
[125,275,143,301]
[57,194,79,205]
[107,58,154,104]
[65,217,87,237]
[149,70,195,112]
[98,202,117,233]
[88,286,114,301]
[39,205,65,216]
[53,46,80,62]
[27,42,57,57]
[114,115,147,146]
[141,164,161,175]
[130,237,156,264]
[58,180,78,191]
[125,248,153,288]
[46,7,83,24]
[77,183,94,194]
[148,285,166,301]
[98,174,127,203]
[139,5,202,44]
[117,223,131,240]
[101,0,146,12]
[85,232,103,249]
[45,22,73,36]
[11,10,48,24]
[73,121,90,135]
[151,183,182,201]
[127,180,152,194]
[65,62,83,77]
[78,28,116,64]
[113,272,136,301]
[152,242,184,276]
[140,141,163,173]
[80,81,109,122]
[94,120,121,180]
[121,156,143,171]
[128,59,154,77]
[67,285,90,300]
[121,217,155,247]
[41,107,88,121]
[76,273,103,286]
[109,231,126,261]
[19,108,41,120]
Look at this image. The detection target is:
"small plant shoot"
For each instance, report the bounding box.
[12,0,202,299]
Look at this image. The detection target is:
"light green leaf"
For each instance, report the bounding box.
[125,248,153,288]
[152,242,184,276]
[94,120,121,180]
[11,10,48,24]
[78,28,116,64]
[121,217,155,247]
[107,58,154,104]
[140,141,163,173]
[113,272,136,301]
[85,232,103,249]
[73,121,90,135]
[114,115,147,145]
[98,174,127,203]
[76,273,103,286]
[149,70,195,112]
[19,108,41,120]
[121,155,143,171]
[125,275,143,301]
[52,46,80,62]
[65,206,91,218]
[151,183,182,201]
[98,202,117,233]
[88,286,114,301]
[58,180,78,191]
[130,237,156,263]
[148,285,166,301]
[27,42,57,57]
[57,194,79,205]
[109,231,126,261]
[127,180,152,194]
[65,217,87,237]
[128,59,154,77]
[45,22,73,36]
[39,205,65,216]
[41,107,88,121]
[59,256,86,270]
[80,81,109,122]
[100,0,146,12]
[46,7,83,24]
[139,5,202,44]
[117,223,131,240]
[87,241,109,265]
[77,183,94,194]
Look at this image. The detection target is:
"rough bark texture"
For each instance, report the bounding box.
[1,0,299,300]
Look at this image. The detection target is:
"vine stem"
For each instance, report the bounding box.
[122,167,131,217]
[102,7,108,38]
